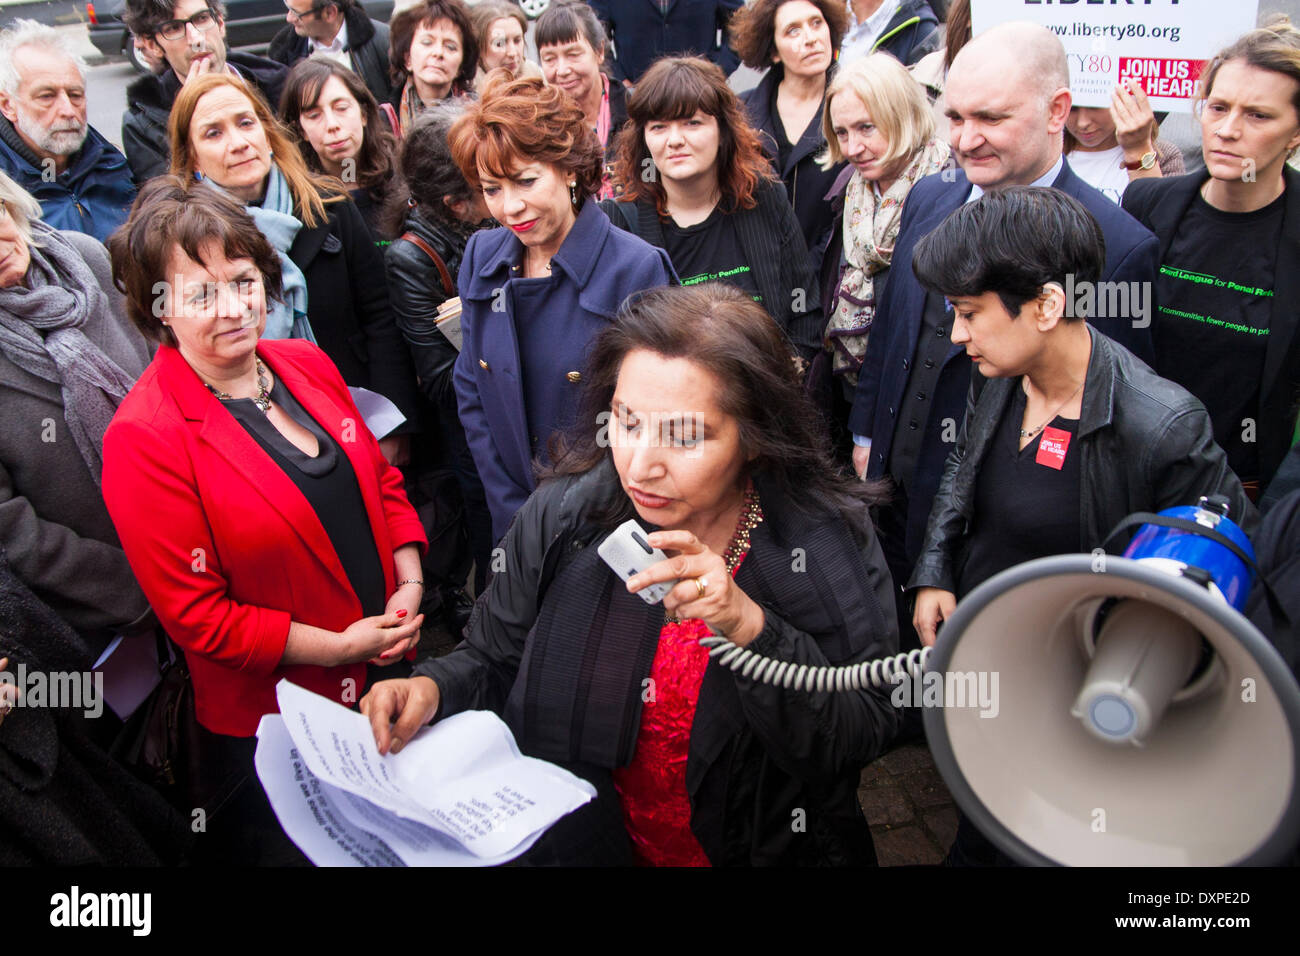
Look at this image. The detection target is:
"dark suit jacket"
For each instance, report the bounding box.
[589,0,742,84]
[268,6,392,105]
[849,159,1159,560]
[102,340,427,737]
[1123,167,1300,491]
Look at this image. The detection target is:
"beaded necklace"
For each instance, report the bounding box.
[204,358,272,413]
[721,483,764,573]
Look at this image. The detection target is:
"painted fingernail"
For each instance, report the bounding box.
[390,737,403,754]
[396,609,407,618]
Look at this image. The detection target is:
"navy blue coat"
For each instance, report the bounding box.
[0,120,134,242]
[589,0,742,85]
[848,159,1159,560]
[454,200,675,541]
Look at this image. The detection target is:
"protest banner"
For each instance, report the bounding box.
[970,0,1260,113]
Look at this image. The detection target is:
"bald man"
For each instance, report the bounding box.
[846,21,1158,658]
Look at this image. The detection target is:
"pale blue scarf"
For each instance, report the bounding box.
[202,163,314,342]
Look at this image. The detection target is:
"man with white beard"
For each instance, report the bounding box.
[0,21,135,241]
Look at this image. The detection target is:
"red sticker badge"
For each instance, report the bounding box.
[1035,426,1072,470]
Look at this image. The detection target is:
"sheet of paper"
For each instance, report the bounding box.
[269,681,595,860]
[92,634,163,720]
[348,386,407,440]
[254,716,408,866]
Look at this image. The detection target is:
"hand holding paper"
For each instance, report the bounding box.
[255,680,595,866]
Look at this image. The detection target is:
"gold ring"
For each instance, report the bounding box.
[694,576,708,599]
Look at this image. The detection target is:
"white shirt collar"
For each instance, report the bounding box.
[967,155,1065,203]
[840,1,899,65]
[309,19,348,55]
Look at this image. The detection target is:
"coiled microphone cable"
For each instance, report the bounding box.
[696,635,931,693]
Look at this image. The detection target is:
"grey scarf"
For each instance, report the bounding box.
[0,222,137,485]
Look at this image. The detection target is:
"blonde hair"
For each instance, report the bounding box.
[0,170,42,241]
[168,72,342,228]
[820,53,935,171]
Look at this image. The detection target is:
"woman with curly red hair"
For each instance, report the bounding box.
[610,56,822,365]
[448,72,674,540]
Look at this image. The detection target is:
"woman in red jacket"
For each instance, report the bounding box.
[102,179,427,861]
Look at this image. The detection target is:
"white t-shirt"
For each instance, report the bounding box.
[1066,146,1130,204]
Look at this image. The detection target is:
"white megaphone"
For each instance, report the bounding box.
[923,496,1300,866]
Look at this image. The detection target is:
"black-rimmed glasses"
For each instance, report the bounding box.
[156,8,218,41]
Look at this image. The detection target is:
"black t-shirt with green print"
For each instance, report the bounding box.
[660,205,763,305]
[1154,190,1285,484]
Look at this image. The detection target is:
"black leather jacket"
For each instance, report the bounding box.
[414,459,901,865]
[910,327,1256,594]
[383,207,475,409]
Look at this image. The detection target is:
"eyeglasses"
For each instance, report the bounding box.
[156,8,219,41]
[285,2,330,23]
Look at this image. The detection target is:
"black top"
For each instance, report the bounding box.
[660,205,763,304]
[958,385,1082,598]
[1153,191,1285,483]
[770,83,796,179]
[222,379,386,616]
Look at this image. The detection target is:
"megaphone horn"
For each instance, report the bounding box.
[923,498,1300,866]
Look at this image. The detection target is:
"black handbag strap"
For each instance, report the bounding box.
[1102,512,1260,574]
[1102,511,1286,618]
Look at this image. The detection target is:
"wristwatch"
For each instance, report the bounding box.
[1122,149,1158,171]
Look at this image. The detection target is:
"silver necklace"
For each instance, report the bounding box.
[204,358,272,414]
[1020,378,1084,440]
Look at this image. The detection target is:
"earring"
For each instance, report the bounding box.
[569,181,577,206]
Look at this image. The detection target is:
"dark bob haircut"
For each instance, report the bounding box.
[534,0,606,55]
[389,0,479,93]
[911,186,1105,320]
[108,176,283,349]
[549,283,886,538]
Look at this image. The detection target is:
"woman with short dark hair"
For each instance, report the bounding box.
[731,0,849,267]
[610,56,823,364]
[103,179,427,862]
[911,187,1251,643]
[388,0,478,135]
[280,57,399,241]
[535,0,624,197]
[362,282,901,866]
[908,185,1252,865]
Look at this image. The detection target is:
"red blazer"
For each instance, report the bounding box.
[102,339,427,737]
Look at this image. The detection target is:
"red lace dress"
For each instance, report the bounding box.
[611,554,749,867]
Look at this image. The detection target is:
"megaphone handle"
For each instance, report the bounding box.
[1101,512,1258,572]
[697,635,931,693]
